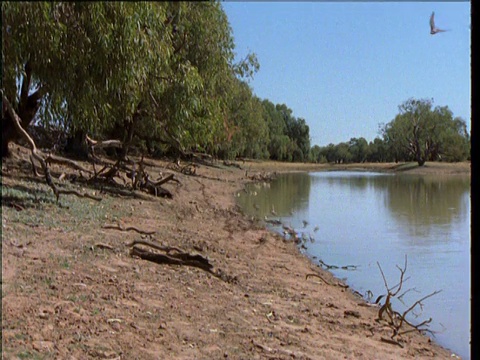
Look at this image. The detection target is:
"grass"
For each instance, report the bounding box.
[2,177,129,230]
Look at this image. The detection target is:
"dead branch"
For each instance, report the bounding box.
[2,92,100,203]
[380,337,404,348]
[223,160,242,169]
[318,259,358,271]
[103,224,156,236]
[376,255,442,339]
[94,243,114,250]
[130,246,213,273]
[396,290,442,331]
[85,134,123,149]
[150,173,175,187]
[305,273,349,288]
[125,240,183,253]
[45,153,93,174]
[306,273,331,285]
[57,189,101,201]
[136,173,174,198]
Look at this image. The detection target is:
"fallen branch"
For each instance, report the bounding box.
[104,224,156,236]
[93,243,114,250]
[305,273,331,286]
[305,273,349,288]
[318,259,358,271]
[85,134,123,149]
[45,153,93,174]
[130,246,213,273]
[126,239,182,253]
[57,189,101,201]
[380,337,404,348]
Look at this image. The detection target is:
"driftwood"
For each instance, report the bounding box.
[2,92,101,202]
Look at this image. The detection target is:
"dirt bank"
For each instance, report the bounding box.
[2,145,466,359]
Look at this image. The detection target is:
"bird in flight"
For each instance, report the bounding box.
[430,12,449,35]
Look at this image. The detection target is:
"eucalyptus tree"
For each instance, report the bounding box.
[348,137,370,163]
[382,98,469,166]
[2,1,250,160]
[2,2,174,158]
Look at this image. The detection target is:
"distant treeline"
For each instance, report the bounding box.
[2,3,470,165]
[310,98,470,166]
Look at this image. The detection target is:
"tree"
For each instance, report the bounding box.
[367,137,388,163]
[219,79,268,159]
[2,2,249,160]
[348,137,370,163]
[2,2,174,157]
[382,98,469,166]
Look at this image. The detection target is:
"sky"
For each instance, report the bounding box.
[221,2,471,148]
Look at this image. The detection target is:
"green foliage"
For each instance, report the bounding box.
[381,98,470,165]
[4,5,466,165]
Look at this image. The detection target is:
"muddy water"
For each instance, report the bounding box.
[236,171,470,359]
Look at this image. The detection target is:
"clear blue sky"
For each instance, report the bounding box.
[221,2,471,147]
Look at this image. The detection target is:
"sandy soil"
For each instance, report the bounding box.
[2,144,469,359]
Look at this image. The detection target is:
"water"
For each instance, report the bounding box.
[236,171,470,359]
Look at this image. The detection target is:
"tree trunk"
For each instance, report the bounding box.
[2,90,43,158]
[2,61,44,158]
[65,130,89,160]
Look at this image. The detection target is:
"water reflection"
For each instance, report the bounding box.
[382,175,470,240]
[236,170,470,359]
[237,173,311,218]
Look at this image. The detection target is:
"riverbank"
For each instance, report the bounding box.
[2,146,467,359]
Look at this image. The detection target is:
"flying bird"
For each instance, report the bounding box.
[430,12,449,35]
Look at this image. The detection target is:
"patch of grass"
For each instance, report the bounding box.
[92,308,101,316]
[60,258,70,269]
[2,177,129,230]
[16,350,46,360]
[67,294,78,303]
[15,333,29,341]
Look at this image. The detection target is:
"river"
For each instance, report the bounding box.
[236,170,470,359]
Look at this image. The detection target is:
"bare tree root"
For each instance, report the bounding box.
[376,255,441,341]
[2,92,101,202]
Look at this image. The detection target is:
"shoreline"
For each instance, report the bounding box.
[2,147,467,359]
